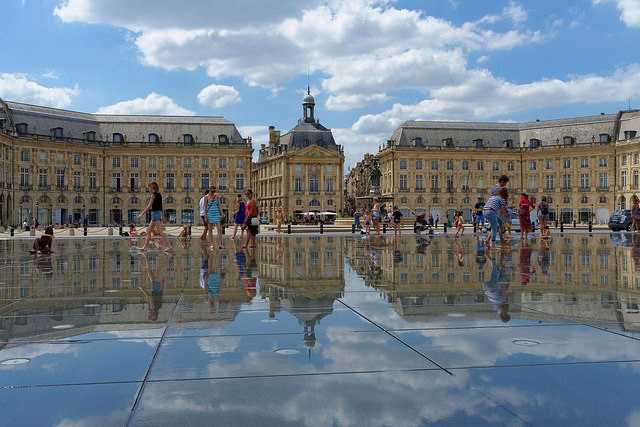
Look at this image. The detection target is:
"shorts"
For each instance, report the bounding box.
[235,215,246,225]
[151,211,162,221]
[248,225,259,236]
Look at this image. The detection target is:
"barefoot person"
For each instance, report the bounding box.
[372,199,382,236]
[139,182,168,251]
[392,206,403,236]
[454,210,465,238]
[199,189,209,240]
[275,207,284,233]
[518,193,532,240]
[243,189,259,249]
[206,187,224,248]
[484,187,508,247]
[231,194,246,240]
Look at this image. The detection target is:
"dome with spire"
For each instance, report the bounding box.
[303,86,315,105]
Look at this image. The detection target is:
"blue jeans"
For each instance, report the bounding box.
[485,210,500,242]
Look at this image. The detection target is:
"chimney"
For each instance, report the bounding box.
[269,126,280,145]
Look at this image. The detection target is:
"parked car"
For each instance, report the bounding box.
[608,209,632,231]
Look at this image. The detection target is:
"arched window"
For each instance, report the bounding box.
[417,196,424,204]
[563,196,571,204]
[112,133,124,143]
[90,196,98,204]
[130,197,139,204]
[57,195,66,204]
[184,196,193,204]
[581,196,588,204]
[310,199,320,207]
[165,196,175,204]
[73,195,83,204]
[599,196,607,204]
[400,197,407,204]
[112,197,121,204]
[463,197,470,204]
[148,133,160,144]
[462,160,469,170]
[620,196,627,210]
[327,199,334,206]
[218,134,229,144]
[183,134,194,145]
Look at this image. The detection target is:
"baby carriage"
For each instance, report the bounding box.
[414,214,434,235]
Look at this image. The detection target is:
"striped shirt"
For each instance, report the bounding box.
[207,199,221,224]
[484,195,506,213]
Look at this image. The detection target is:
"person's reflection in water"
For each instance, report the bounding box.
[631,234,640,271]
[483,246,511,323]
[139,253,164,321]
[454,240,464,267]
[205,247,225,311]
[393,237,403,264]
[242,246,258,301]
[538,237,551,276]
[475,236,487,268]
[519,240,535,285]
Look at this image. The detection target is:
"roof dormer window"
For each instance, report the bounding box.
[442,138,454,148]
[529,138,541,149]
[15,123,28,136]
[625,130,637,140]
[113,133,124,144]
[85,131,96,142]
[148,133,160,144]
[50,127,64,140]
[599,133,610,144]
[503,139,513,148]
[218,134,229,145]
[563,136,575,145]
[183,134,194,145]
[473,138,484,149]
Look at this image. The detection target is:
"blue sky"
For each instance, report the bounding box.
[1,0,639,167]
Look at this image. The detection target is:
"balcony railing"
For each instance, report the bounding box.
[110,187,121,193]
[446,187,456,193]
[527,188,538,193]
[431,188,440,193]
[415,188,426,193]
[544,187,555,193]
[20,184,32,191]
[399,188,410,193]
[129,187,140,193]
[38,185,51,191]
[477,188,487,194]
[56,185,68,191]
[73,186,84,192]
[89,186,99,192]
[579,187,590,192]
[461,186,471,193]
[596,186,610,192]
[561,187,572,192]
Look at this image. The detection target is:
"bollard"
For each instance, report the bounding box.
[221,225,225,235]
[10,227,14,237]
[560,222,564,233]
[473,222,477,234]
[84,226,87,236]
[352,224,356,233]
[287,223,292,234]
[108,227,113,236]
[428,227,434,236]
[443,223,448,233]
[30,228,36,236]
[573,220,577,229]
[119,225,123,236]
[588,221,592,233]
[320,222,324,234]
[555,220,558,228]
[69,227,75,236]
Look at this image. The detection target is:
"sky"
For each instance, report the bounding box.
[1,0,640,168]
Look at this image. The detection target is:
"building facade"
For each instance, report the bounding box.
[252,89,344,220]
[348,111,640,224]
[0,99,252,226]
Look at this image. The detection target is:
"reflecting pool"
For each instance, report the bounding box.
[1,233,640,426]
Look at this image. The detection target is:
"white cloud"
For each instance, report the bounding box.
[476,55,490,64]
[197,84,241,108]
[326,93,389,111]
[42,70,59,80]
[238,125,270,162]
[352,65,640,135]
[53,0,544,106]
[0,73,78,108]
[95,92,194,115]
[594,0,640,28]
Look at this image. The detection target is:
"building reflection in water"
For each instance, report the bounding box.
[1,233,640,347]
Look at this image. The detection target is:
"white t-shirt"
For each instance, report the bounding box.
[199,196,207,216]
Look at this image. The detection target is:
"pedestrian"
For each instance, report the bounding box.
[354,209,361,230]
[518,193,532,240]
[275,207,284,233]
[372,199,381,235]
[474,197,485,230]
[206,187,224,249]
[632,195,640,232]
[428,213,434,228]
[435,214,439,229]
[484,187,508,247]
[529,196,538,230]
[491,175,510,196]
[199,189,209,240]
[243,189,259,249]
[538,196,550,239]
[30,226,54,254]
[139,182,169,251]
[454,210,464,238]
[363,209,372,235]
[392,206,403,236]
[34,217,39,230]
[232,194,246,239]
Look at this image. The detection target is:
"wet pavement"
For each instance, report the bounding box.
[1,232,640,426]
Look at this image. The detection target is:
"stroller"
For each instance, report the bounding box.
[414,214,434,235]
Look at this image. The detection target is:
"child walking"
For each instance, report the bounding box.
[454,210,465,238]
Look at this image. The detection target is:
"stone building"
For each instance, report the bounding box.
[0,99,252,226]
[252,89,344,220]
[350,111,640,224]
